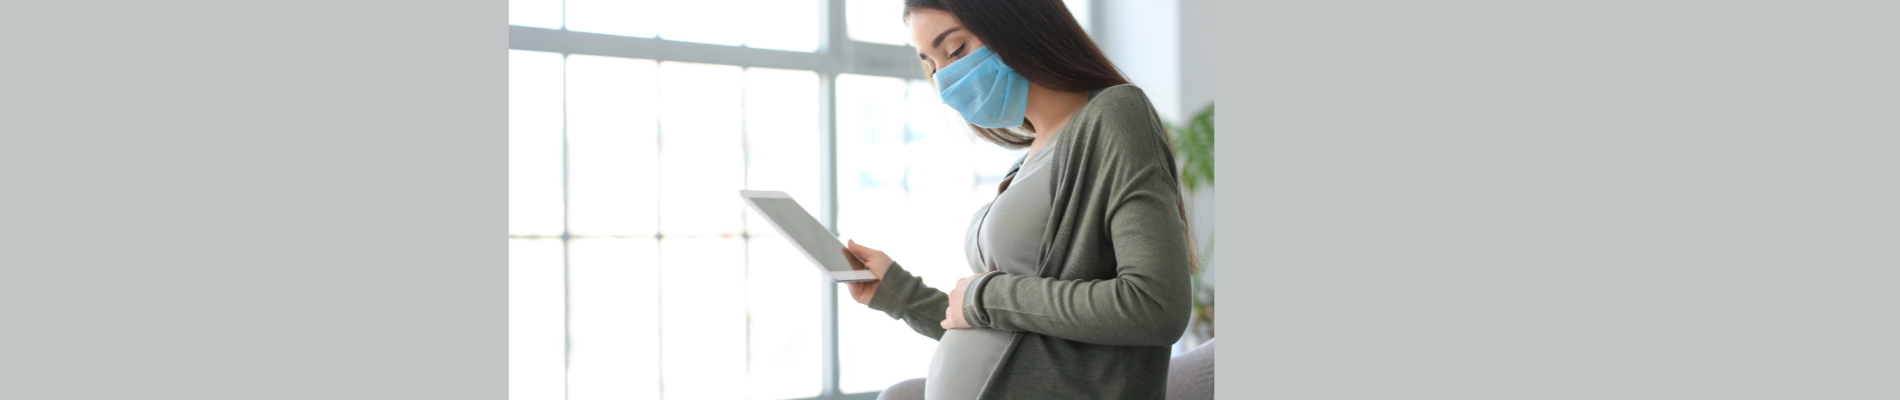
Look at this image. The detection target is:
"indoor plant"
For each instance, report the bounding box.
[1167,103,1215,347]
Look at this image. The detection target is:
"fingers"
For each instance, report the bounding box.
[845,239,869,260]
[846,239,880,258]
[941,319,952,329]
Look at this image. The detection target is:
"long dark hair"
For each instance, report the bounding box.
[904,0,1201,274]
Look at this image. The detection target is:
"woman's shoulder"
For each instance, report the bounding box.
[1070,84,1166,149]
[1086,84,1156,116]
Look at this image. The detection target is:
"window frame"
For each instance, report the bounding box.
[507,0,930,398]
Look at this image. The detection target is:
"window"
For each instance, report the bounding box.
[508,0,562,30]
[509,1,1055,399]
[507,47,566,399]
[845,0,907,45]
[561,0,822,52]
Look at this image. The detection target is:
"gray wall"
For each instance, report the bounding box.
[1179,0,1216,117]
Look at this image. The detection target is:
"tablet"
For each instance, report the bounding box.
[739,190,879,282]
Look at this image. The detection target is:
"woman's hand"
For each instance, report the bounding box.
[843,240,891,305]
[941,273,986,330]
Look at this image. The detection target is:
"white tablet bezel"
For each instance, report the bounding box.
[739,190,879,282]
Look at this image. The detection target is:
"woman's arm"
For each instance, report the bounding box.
[865,261,950,341]
[960,165,1193,346]
[845,239,950,341]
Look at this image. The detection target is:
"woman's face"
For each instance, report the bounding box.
[909,9,985,75]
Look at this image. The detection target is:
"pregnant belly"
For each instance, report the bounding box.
[926,328,1013,400]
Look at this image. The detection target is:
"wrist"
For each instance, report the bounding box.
[866,262,912,315]
[960,271,999,328]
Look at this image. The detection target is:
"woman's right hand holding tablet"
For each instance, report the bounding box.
[844,239,891,305]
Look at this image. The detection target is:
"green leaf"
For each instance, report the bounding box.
[1167,103,1216,192]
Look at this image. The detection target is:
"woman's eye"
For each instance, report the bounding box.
[950,44,966,59]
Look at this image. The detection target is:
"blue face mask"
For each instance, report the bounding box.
[934,45,1030,129]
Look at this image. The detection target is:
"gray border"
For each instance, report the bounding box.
[1,1,507,399]
[1227,0,1899,398]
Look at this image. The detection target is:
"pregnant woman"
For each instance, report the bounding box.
[842,1,1198,399]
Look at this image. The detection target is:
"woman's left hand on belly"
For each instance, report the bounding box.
[941,272,986,330]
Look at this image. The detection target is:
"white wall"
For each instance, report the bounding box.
[1094,0,1216,121]
[1095,0,1181,123]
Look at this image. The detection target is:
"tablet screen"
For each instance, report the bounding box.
[747,197,855,272]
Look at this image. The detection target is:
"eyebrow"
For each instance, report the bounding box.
[931,26,963,49]
[917,26,967,62]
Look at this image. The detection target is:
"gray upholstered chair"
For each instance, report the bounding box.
[875,338,1216,400]
[1166,338,1215,400]
[875,377,926,400]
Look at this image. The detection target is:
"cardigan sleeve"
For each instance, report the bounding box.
[866,261,949,341]
[961,85,1194,346]
[963,165,1193,346]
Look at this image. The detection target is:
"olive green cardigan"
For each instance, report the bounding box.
[867,85,1193,400]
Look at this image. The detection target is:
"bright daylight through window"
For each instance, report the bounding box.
[508,0,1089,398]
